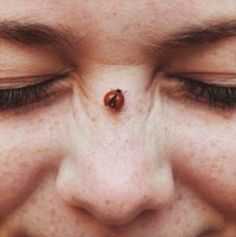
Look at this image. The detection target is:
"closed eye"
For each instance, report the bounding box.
[162,74,236,111]
[0,72,70,112]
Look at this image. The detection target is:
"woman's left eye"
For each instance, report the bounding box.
[179,76,236,109]
[164,75,236,110]
[0,73,69,111]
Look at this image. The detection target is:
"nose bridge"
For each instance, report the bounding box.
[77,63,156,105]
[73,117,154,192]
[89,123,151,184]
[87,130,150,195]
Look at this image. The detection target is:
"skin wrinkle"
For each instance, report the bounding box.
[0,0,235,236]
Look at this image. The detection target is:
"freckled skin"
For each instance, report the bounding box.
[0,0,236,237]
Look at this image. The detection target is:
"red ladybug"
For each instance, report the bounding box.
[104,89,125,110]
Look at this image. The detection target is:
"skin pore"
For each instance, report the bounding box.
[0,0,235,236]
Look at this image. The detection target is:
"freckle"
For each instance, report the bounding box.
[176,193,183,201]
[50,208,57,219]
[142,194,148,201]
[123,25,130,31]
[175,217,181,225]
[91,116,97,122]
[29,195,38,206]
[145,0,155,5]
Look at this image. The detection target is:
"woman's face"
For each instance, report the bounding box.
[0,1,236,236]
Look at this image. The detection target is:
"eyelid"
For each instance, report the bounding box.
[0,68,71,89]
[169,72,236,87]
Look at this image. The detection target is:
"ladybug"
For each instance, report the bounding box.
[104,89,125,110]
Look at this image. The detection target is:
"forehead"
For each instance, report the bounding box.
[0,0,235,64]
[0,0,234,23]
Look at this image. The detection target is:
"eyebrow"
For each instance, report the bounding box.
[0,20,73,48]
[0,19,235,52]
[159,19,236,51]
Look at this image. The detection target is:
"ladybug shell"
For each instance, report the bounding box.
[104,89,124,110]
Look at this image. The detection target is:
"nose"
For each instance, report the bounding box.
[56,126,175,225]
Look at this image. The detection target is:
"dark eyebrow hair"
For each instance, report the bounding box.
[1,19,236,54]
[159,19,236,51]
[0,21,72,47]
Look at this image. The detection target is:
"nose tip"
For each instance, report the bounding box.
[80,192,157,225]
[57,150,175,226]
[58,171,174,226]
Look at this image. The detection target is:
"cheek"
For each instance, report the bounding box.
[0,107,66,220]
[0,146,45,219]
[167,107,236,213]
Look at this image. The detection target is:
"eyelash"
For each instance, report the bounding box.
[177,76,236,109]
[0,73,235,112]
[0,74,67,111]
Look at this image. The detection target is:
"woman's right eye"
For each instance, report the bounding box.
[0,73,70,111]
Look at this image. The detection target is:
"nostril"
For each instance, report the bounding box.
[85,201,150,226]
[73,191,167,226]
